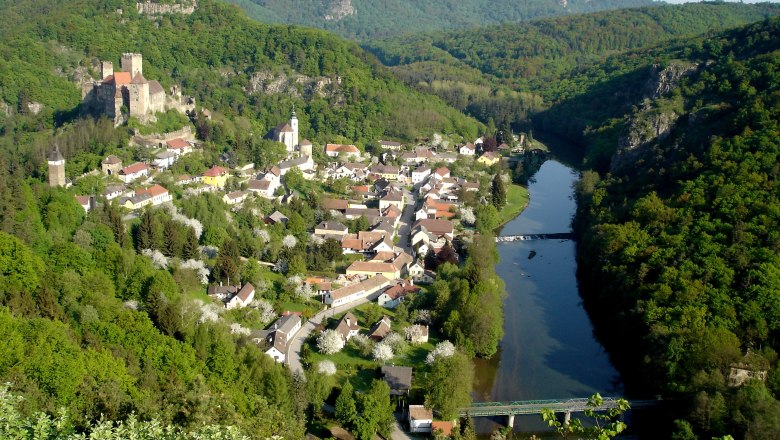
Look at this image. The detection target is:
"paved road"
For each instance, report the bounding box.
[395,188,416,255]
[286,296,373,376]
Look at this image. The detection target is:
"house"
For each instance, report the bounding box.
[408,262,425,280]
[153,150,177,169]
[103,184,128,201]
[235,163,256,178]
[433,167,450,179]
[344,208,381,224]
[207,283,238,300]
[120,193,152,210]
[334,312,360,341]
[458,143,476,156]
[278,155,315,175]
[248,178,280,199]
[400,149,435,164]
[407,324,429,344]
[367,316,392,341]
[324,275,392,307]
[202,166,229,189]
[314,221,348,239]
[409,405,433,434]
[226,283,255,309]
[378,140,402,150]
[413,219,454,241]
[377,280,419,308]
[346,251,412,280]
[305,277,333,296]
[415,197,456,221]
[176,174,197,185]
[263,313,302,363]
[478,151,500,166]
[75,195,94,213]
[325,143,360,159]
[436,152,458,163]
[381,365,412,396]
[119,162,149,183]
[379,190,404,211]
[370,163,400,181]
[265,210,289,225]
[136,184,172,206]
[166,138,192,156]
[322,198,349,213]
[101,155,122,176]
[223,190,249,206]
[474,137,484,150]
[411,165,431,184]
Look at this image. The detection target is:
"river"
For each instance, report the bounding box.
[473,159,623,435]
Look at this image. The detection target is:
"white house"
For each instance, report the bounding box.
[119,162,150,183]
[226,283,255,309]
[262,313,302,363]
[335,312,360,341]
[325,144,360,159]
[324,275,392,307]
[459,143,476,156]
[248,179,280,199]
[278,155,315,175]
[166,138,192,156]
[409,405,433,434]
[134,184,171,207]
[223,190,249,206]
[153,151,177,169]
[103,184,128,201]
[411,165,431,184]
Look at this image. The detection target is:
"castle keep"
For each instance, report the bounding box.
[81,53,194,125]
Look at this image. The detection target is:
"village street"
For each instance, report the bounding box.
[395,187,416,254]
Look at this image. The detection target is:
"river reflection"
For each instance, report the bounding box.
[473,160,622,434]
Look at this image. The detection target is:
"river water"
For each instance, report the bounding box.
[473,159,623,434]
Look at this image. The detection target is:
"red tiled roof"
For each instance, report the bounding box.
[326,144,359,154]
[203,166,227,177]
[75,195,90,206]
[166,138,189,149]
[113,71,132,85]
[136,184,168,197]
[120,162,148,175]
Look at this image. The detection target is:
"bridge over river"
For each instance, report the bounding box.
[496,232,574,242]
[459,397,658,428]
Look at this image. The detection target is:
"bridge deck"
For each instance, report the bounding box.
[458,397,655,417]
[496,232,575,242]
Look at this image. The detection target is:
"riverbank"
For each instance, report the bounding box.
[496,184,530,228]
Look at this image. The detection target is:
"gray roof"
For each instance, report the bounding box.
[148,80,164,96]
[49,146,64,162]
[382,365,412,395]
[274,314,301,335]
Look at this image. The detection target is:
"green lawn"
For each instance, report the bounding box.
[497,184,530,227]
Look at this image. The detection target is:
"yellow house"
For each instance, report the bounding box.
[477,152,500,166]
[346,261,401,280]
[202,166,229,189]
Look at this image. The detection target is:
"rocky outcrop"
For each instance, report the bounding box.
[136,1,197,16]
[246,70,344,103]
[610,63,696,172]
[643,62,697,100]
[324,0,356,21]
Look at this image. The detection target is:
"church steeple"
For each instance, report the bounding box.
[290,105,299,151]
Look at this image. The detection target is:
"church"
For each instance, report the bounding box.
[273,109,313,157]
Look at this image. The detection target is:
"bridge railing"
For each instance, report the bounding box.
[458,397,641,417]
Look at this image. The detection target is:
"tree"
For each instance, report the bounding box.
[317,329,345,354]
[135,209,155,251]
[354,380,395,440]
[425,352,474,420]
[475,204,500,233]
[372,342,394,362]
[182,228,199,260]
[335,381,357,428]
[437,243,459,266]
[541,393,629,440]
[491,174,506,209]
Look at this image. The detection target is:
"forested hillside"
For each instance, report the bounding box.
[570,18,780,438]
[0,0,480,177]
[365,3,780,136]
[0,0,485,437]
[229,0,652,40]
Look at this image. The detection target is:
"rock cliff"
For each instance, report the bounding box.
[246,70,345,104]
[323,0,356,21]
[136,1,197,15]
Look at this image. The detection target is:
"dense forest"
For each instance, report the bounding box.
[0,0,481,178]
[364,3,780,136]
[229,0,652,40]
[569,18,780,439]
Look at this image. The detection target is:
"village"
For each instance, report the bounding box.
[48,52,531,437]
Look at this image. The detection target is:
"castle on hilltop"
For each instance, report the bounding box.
[81,53,195,125]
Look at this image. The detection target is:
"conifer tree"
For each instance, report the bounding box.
[491,174,506,209]
[335,381,357,428]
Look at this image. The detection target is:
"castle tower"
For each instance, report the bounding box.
[121,53,143,77]
[290,107,299,150]
[48,145,66,187]
[128,74,149,117]
[299,139,312,157]
[101,61,113,79]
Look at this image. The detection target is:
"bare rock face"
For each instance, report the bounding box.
[610,63,696,172]
[136,1,197,16]
[246,70,344,104]
[644,62,697,100]
[324,0,355,21]
[27,102,44,115]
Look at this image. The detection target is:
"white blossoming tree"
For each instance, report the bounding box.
[230,323,251,336]
[282,234,297,249]
[252,298,277,324]
[372,342,394,362]
[180,259,210,284]
[142,249,169,269]
[383,332,407,353]
[425,340,456,365]
[317,329,345,355]
[317,360,337,376]
[460,207,476,226]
